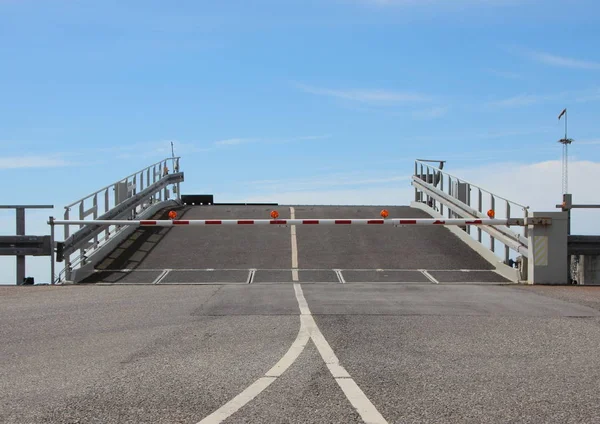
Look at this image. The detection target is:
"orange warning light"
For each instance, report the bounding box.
[270,210,279,219]
[487,209,495,219]
[380,209,389,219]
[168,210,177,219]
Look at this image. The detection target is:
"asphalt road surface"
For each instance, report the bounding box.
[2,205,600,423]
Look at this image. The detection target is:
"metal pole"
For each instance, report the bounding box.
[439,174,444,216]
[64,208,71,281]
[16,207,25,284]
[414,162,418,202]
[49,216,55,285]
[505,201,511,264]
[490,196,495,252]
[477,189,482,243]
[447,177,452,218]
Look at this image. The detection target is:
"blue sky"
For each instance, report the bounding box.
[2,0,600,282]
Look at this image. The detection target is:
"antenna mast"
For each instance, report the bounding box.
[558,108,572,195]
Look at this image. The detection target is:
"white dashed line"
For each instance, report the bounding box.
[247,269,256,284]
[420,269,440,284]
[290,207,299,282]
[293,282,311,315]
[152,269,170,284]
[334,269,346,284]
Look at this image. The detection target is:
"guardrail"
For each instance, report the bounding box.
[412,159,530,274]
[56,157,182,283]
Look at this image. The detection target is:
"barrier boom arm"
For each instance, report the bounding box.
[50,218,536,227]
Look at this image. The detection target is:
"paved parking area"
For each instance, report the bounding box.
[3,206,599,423]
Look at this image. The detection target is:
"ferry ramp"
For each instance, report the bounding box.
[85,205,506,285]
[2,204,600,424]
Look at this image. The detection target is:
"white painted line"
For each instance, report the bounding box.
[293,283,388,423]
[131,282,247,285]
[246,269,256,284]
[290,207,299,282]
[340,281,431,285]
[293,282,312,315]
[336,378,388,424]
[265,318,310,377]
[195,285,387,423]
[334,269,346,284]
[96,268,497,273]
[196,317,311,424]
[420,270,439,285]
[197,377,276,424]
[152,269,170,284]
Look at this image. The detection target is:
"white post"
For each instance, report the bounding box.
[49,216,55,285]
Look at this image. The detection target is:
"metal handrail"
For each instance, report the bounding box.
[62,173,183,254]
[415,159,529,211]
[64,157,180,209]
[413,159,530,271]
[56,157,183,283]
[412,177,529,257]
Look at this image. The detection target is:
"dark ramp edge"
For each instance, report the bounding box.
[343,270,429,283]
[429,270,510,283]
[299,270,339,283]
[88,271,162,284]
[253,270,294,283]
[161,270,249,284]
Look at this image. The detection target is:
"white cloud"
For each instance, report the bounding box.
[213,135,332,147]
[239,186,413,206]
[488,93,545,107]
[412,127,553,143]
[451,160,600,232]
[0,155,70,169]
[578,139,600,146]
[488,87,600,108]
[412,106,448,120]
[486,69,522,79]
[243,171,410,193]
[213,138,255,146]
[296,83,432,105]
[292,135,332,141]
[527,50,600,70]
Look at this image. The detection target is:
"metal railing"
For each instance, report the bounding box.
[57,157,182,283]
[412,159,529,268]
[0,205,54,284]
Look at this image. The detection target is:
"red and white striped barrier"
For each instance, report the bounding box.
[50,218,526,227]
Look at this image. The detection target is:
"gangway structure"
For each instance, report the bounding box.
[43,157,598,286]
[53,157,183,284]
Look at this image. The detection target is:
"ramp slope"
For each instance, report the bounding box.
[85,205,507,285]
